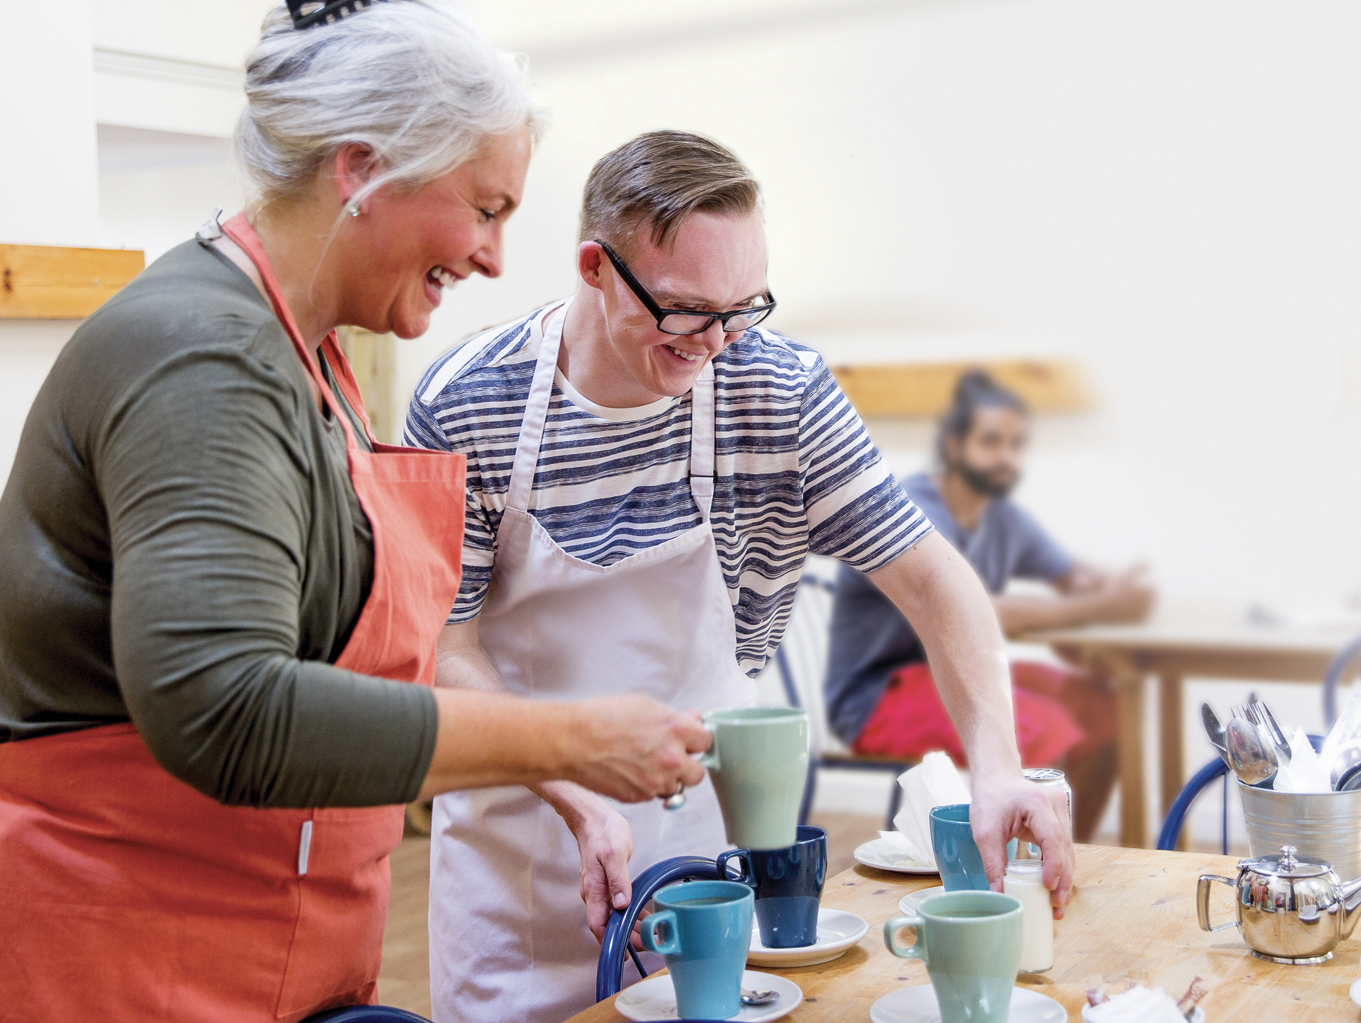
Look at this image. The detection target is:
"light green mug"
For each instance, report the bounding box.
[883,890,1023,1023]
[700,707,809,851]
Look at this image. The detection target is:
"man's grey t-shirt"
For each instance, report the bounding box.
[824,472,1074,745]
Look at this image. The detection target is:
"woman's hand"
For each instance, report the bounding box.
[558,696,711,803]
[418,689,710,802]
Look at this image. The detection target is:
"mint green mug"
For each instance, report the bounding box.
[701,707,809,850]
[884,890,1023,1023]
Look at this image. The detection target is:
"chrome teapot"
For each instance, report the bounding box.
[1199,845,1361,964]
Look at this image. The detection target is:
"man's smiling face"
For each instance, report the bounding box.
[591,210,770,402]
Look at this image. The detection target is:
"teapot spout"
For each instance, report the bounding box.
[1340,875,1361,939]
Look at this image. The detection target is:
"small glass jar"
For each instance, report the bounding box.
[1004,858,1053,973]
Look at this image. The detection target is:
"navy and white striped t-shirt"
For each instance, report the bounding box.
[404,302,933,676]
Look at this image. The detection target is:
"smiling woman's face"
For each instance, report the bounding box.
[338,126,532,339]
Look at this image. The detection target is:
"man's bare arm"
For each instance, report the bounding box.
[992,563,1154,636]
[867,532,1074,914]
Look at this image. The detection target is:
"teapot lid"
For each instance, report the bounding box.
[1239,845,1331,879]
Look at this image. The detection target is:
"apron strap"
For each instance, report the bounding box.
[217,213,361,455]
[688,362,715,522]
[506,306,564,512]
[505,303,718,522]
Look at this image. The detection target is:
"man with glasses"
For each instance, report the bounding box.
[406,130,1073,1023]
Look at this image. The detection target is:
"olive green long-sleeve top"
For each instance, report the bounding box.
[0,239,438,807]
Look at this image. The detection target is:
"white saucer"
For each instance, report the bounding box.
[898,886,946,914]
[870,985,1065,1023]
[747,908,869,967]
[1350,976,1361,1007]
[1082,1005,1204,1022]
[614,969,802,1022]
[854,838,939,874]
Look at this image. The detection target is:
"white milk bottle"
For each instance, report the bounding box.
[1004,858,1053,973]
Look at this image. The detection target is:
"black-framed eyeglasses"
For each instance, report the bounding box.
[594,240,777,336]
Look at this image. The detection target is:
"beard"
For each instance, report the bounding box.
[955,460,1018,499]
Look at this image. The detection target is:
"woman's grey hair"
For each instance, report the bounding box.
[236,1,541,207]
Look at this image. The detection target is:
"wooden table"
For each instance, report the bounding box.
[565,845,1361,1023]
[1020,619,1353,848]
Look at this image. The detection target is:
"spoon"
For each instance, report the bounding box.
[1226,716,1278,786]
[1201,703,1230,766]
[1330,745,1361,791]
[741,987,780,1007]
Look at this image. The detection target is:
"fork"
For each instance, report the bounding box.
[1241,699,1291,766]
[1247,696,1292,761]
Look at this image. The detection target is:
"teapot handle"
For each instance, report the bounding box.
[1197,874,1239,933]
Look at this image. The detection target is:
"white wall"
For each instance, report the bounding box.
[396,0,1361,614]
[9,1,1358,604]
[97,126,243,262]
[0,2,265,481]
[0,0,100,476]
[90,0,272,136]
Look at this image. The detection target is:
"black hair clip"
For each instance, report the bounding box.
[286,0,386,30]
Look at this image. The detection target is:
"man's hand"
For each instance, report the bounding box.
[567,797,636,942]
[1088,564,1154,623]
[535,781,651,949]
[969,769,1075,918]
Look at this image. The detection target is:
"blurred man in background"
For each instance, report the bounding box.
[825,370,1154,840]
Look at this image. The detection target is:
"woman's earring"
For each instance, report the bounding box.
[346,201,362,218]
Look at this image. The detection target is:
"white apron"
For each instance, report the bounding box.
[429,303,756,1023]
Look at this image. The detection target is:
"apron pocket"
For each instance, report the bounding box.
[275,805,404,1021]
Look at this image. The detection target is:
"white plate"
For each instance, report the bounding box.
[897,886,946,914]
[1350,976,1361,1007]
[614,969,802,1023]
[870,985,1065,1023]
[1082,1005,1204,1022]
[854,838,939,874]
[747,908,869,967]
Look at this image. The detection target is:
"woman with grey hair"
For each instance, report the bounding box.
[0,3,709,1020]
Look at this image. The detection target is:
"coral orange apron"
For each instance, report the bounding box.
[0,214,465,1023]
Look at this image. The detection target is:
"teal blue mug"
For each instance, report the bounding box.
[639,879,754,1020]
[930,803,1017,891]
[884,890,1024,1023]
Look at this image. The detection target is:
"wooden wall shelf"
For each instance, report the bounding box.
[830,359,1090,417]
[1,244,145,319]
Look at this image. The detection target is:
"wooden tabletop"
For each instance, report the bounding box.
[564,844,1361,1023]
[1019,619,1352,681]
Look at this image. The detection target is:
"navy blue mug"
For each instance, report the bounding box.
[717,824,827,948]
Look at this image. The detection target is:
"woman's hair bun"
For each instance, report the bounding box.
[236,0,543,208]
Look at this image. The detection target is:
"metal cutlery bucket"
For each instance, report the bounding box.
[1238,781,1361,879]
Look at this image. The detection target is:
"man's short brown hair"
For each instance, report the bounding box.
[579,130,761,253]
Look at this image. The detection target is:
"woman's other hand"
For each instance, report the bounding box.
[562,696,711,803]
